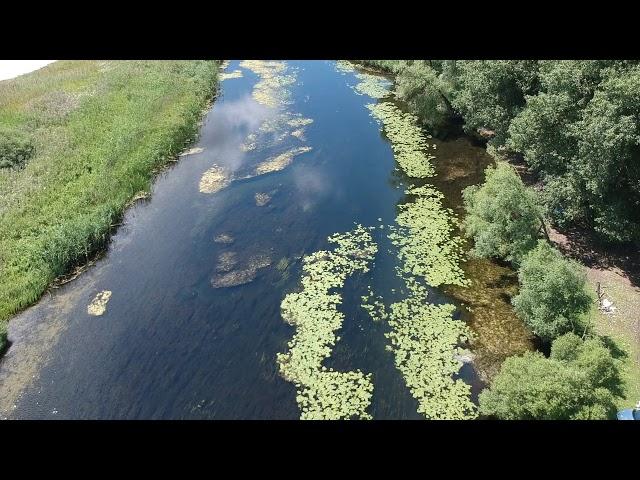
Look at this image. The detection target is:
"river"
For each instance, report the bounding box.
[0,60,533,419]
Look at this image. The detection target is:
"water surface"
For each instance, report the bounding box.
[0,60,532,419]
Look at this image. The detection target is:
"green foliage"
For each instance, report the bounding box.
[462,163,543,265]
[512,241,593,342]
[507,92,577,175]
[394,61,455,130]
[356,59,640,244]
[0,126,35,169]
[539,173,589,229]
[0,60,219,326]
[570,66,640,242]
[479,333,623,419]
[504,60,640,243]
[451,61,539,145]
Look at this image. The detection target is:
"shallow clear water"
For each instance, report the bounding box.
[0,60,529,419]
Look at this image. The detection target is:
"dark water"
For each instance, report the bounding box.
[0,60,521,419]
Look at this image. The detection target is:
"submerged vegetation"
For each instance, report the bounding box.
[0,60,220,349]
[277,225,377,419]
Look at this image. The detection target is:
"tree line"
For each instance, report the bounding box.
[463,163,623,419]
[356,60,632,419]
[357,60,640,246]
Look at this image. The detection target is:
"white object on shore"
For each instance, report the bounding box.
[0,60,56,81]
[601,298,617,314]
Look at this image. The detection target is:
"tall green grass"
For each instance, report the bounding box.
[0,61,220,349]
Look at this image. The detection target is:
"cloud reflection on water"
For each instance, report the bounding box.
[292,162,333,213]
[204,94,276,174]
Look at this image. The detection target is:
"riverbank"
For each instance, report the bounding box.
[351,61,536,384]
[354,60,640,407]
[0,60,220,350]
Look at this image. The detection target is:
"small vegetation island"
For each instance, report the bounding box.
[0,60,638,420]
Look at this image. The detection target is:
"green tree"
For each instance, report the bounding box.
[570,65,640,243]
[508,61,640,243]
[513,240,592,342]
[479,333,621,419]
[462,163,543,265]
[394,61,457,130]
[452,60,539,145]
[507,92,578,176]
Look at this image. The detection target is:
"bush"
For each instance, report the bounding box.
[0,127,35,169]
[512,240,593,342]
[462,162,543,265]
[479,333,622,419]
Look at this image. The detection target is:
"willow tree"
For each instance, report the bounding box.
[462,162,544,266]
[479,333,622,420]
[512,240,593,342]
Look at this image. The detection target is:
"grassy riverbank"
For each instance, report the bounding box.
[0,60,220,349]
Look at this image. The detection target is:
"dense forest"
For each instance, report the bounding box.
[357,60,640,246]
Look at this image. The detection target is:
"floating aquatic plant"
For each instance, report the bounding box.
[389,185,468,288]
[199,165,230,194]
[367,102,435,178]
[87,290,112,316]
[220,70,243,81]
[255,146,312,175]
[335,60,356,74]
[239,60,295,108]
[386,279,477,419]
[353,87,476,418]
[287,117,314,128]
[240,133,258,152]
[354,73,391,99]
[277,225,378,420]
[290,129,305,140]
[361,285,388,322]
